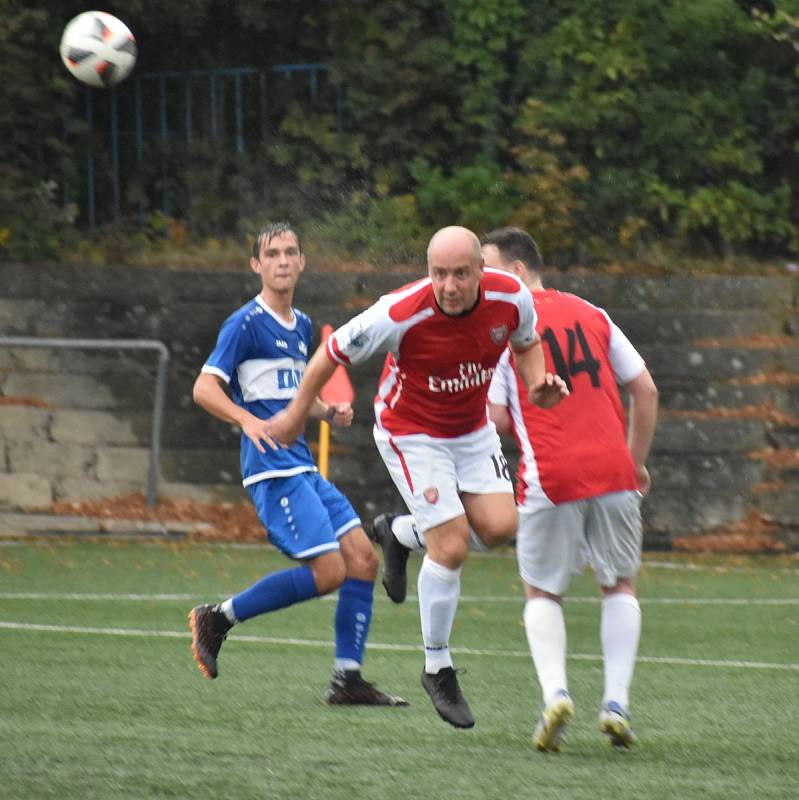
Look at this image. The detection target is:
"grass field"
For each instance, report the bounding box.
[1,540,797,800]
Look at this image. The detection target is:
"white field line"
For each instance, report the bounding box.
[0,619,796,672]
[3,537,798,573]
[642,560,799,575]
[0,591,798,606]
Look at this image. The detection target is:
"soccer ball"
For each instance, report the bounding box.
[59,11,137,88]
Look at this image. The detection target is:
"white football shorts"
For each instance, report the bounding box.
[373,423,514,534]
[516,490,643,595]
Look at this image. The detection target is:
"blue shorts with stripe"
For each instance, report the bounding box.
[247,471,361,560]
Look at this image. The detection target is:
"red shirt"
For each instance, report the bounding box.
[488,289,645,509]
[327,270,537,438]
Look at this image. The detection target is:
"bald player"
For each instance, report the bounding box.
[267,226,567,728]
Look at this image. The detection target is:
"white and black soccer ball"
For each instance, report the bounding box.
[59,11,137,88]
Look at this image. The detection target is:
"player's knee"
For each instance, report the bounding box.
[526,585,563,603]
[316,566,346,595]
[339,528,379,580]
[347,544,379,581]
[475,521,517,549]
[362,545,379,578]
[311,552,346,595]
[465,500,518,548]
[602,577,636,596]
[431,535,470,568]
[476,530,510,549]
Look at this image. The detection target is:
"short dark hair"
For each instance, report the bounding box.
[480,227,543,271]
[252,222,302,259]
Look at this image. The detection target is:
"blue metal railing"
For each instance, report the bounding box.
[81,63,340,226]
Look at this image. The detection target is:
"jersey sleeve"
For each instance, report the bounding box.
[202,312,253,383]
[508,285,537,349]
[601,310,646,384]
[326,297,398,366]
[487,349,513,406]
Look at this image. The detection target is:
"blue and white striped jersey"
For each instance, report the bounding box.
[201,295,316,486]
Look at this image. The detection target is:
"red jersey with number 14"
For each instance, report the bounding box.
[326,269,537,438]
[488,289,645,510]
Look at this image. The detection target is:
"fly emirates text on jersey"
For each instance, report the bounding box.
[428,361,495,393]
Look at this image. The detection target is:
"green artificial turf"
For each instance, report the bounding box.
[1,541,797,799]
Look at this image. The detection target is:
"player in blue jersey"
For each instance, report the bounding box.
[188,222,407,707]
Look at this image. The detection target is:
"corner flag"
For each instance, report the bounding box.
[319,325,355,404]
[318,324,355,476]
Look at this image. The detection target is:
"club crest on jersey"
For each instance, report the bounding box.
[489,324,508,345]
[423,486,439,505]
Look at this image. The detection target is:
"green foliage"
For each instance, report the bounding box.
[267,105,369,215]
[311,192,427,266]
[0,2,79,261]
[5,0,799,268]
[444,0,527,158]
[507,99,590,262]
[513,0,799,260]
[323,0,463,189]
[0,176,79,261]
[411,156,519,232]
[649,179,796,250]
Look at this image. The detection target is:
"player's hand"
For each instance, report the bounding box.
[636,464,651,496]
[241,415,282,454]
[326,402,354,428]
[528,373,569,408]
[265,408,305,446]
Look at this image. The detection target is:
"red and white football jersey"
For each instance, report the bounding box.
[488,288,646,510]
[327,269,537,438]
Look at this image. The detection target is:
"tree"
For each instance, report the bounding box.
[0,2,78,259]
[510,0,799,257]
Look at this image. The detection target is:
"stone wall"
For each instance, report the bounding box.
[1,261,798,549]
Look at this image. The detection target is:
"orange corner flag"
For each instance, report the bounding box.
[319,324,355,404]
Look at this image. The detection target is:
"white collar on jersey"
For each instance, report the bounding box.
[255,294,298,330]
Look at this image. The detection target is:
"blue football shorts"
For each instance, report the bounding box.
[247,471,361,560]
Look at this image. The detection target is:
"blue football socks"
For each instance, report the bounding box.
[334,577,374,665]
[231,564,317,622]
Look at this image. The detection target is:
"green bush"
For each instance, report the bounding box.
[310,193,427,266]
[411,157,520,233]
[0,174,79,262]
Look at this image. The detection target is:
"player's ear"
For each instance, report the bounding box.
[298,253,306,272]
[249,256,262,276]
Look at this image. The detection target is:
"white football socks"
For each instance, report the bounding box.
[219,598,238,624]
[333,658,361,673]
[392,514,488,552]
[523,597,568,705]
[418,555,461,674]
[392,514,426,551]
[600,592,641,709]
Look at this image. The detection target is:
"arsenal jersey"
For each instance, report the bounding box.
[488,289,646,510]
[327,269,537,438]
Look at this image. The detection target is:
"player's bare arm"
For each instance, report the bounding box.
[625,368,659,495]
[310,397,354,428]
[192,371,279,454]
[488,402,512,435]
[512,337,569,408]
[267,345,338,443]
